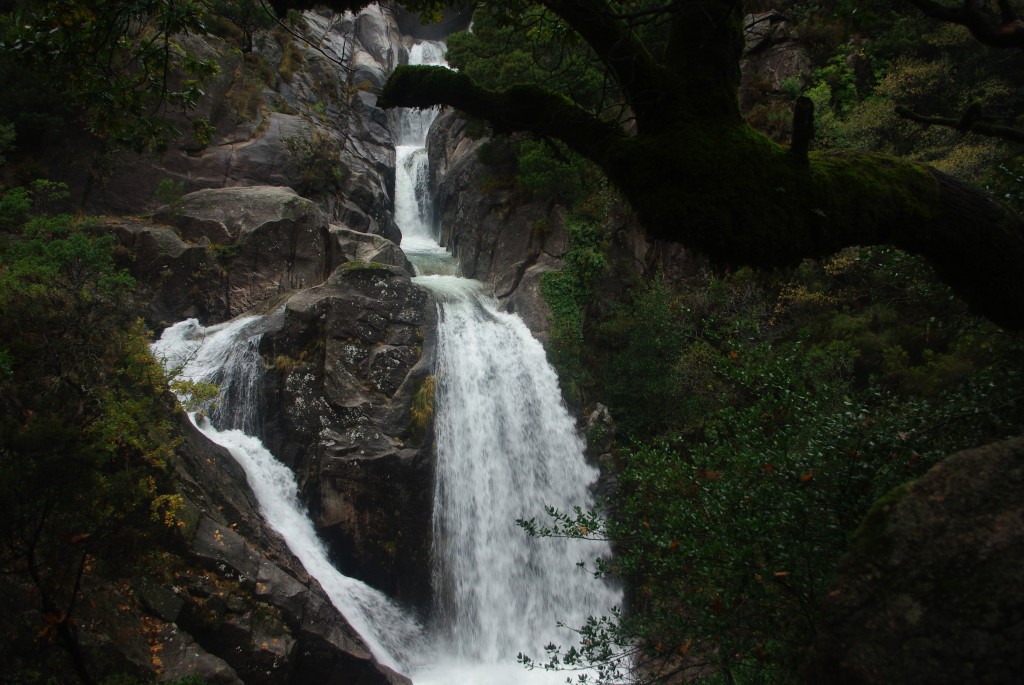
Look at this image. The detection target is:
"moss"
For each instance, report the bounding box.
[272,354,302,375]
[339,260,388,271]
[844,481,912,561]
[607,122,941,270]
[409,376,435,443]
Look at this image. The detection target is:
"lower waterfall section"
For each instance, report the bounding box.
[412,276,622,684]
[151,290,623,683]
[152,315,425,673]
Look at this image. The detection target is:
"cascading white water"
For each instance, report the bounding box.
[389,42,623,677]
[145,32,622,685]
[409,275,622,685]
[394,41,453,264]
[151,315,425,673]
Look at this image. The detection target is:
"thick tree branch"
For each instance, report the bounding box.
[664,0,745,120]
[905,0,1024,48]
[896,105,1024,142]
[535,0,672,131]
[378,65,628,161]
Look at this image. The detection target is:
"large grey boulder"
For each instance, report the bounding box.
[329,225,415,275]
[805,437,1024,684]
[256,263,437,611]
[152,186,331,319]
[113,186,412,328]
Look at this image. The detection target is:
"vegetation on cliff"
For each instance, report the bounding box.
[398,1,1024,682]
[0,182,194,683]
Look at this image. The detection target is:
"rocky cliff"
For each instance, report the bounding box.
[806,438,1024,684]
[69,6,438,682]
[425,108,706,341]
[85,6,404,244]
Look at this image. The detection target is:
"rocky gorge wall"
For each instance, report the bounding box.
[63,6,442,682]
[67,4,1022,682]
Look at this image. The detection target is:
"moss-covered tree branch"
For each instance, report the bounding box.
[380,58,1024,330]
[378,65,628,160]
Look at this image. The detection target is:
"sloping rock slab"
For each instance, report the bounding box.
[806,437,1024,684]
[155,186,331,315]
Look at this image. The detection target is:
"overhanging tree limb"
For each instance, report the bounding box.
[896,105,1024,142]
[288,0,1024,330]
[378,65,627,160]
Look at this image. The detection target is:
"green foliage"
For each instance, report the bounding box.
[409,375,436,442]
[0,182,186,682]
[529,243,1024,682]
[539,204,610,404]
[155,178,186,208]
[0,121,14,163]
[597,278,693,436]
[284,125,347,198]
[0,0,219,154]
[790,5,1022,182]
[204,0,275,53]
[446,3,611,117]
[515,138,596,204]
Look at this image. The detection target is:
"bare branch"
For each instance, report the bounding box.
[896,104,1024,142]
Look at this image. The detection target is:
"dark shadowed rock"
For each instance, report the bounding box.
[171,415,413,685]
[805,437,1024,685]
[740,12,812,110]
[257,263,437,611]
[64,410,410,685]
[108,218,229,327]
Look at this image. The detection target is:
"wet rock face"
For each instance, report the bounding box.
[258,264,437,611]
[66,413,410,685]
[806,437,1024,685]
[84,7,402,239]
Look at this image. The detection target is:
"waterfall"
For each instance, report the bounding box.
[151,315,425,673]
[394,40,453,265]
[145,34,622,685]
[391,41,622,685]
[411,276,622,684]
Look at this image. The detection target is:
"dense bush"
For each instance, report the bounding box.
[0,182,187,683]
[534,245,1024,682]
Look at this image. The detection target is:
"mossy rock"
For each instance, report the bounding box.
[806,437,1024,684]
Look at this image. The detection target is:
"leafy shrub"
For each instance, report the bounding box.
[0,182,186,682]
